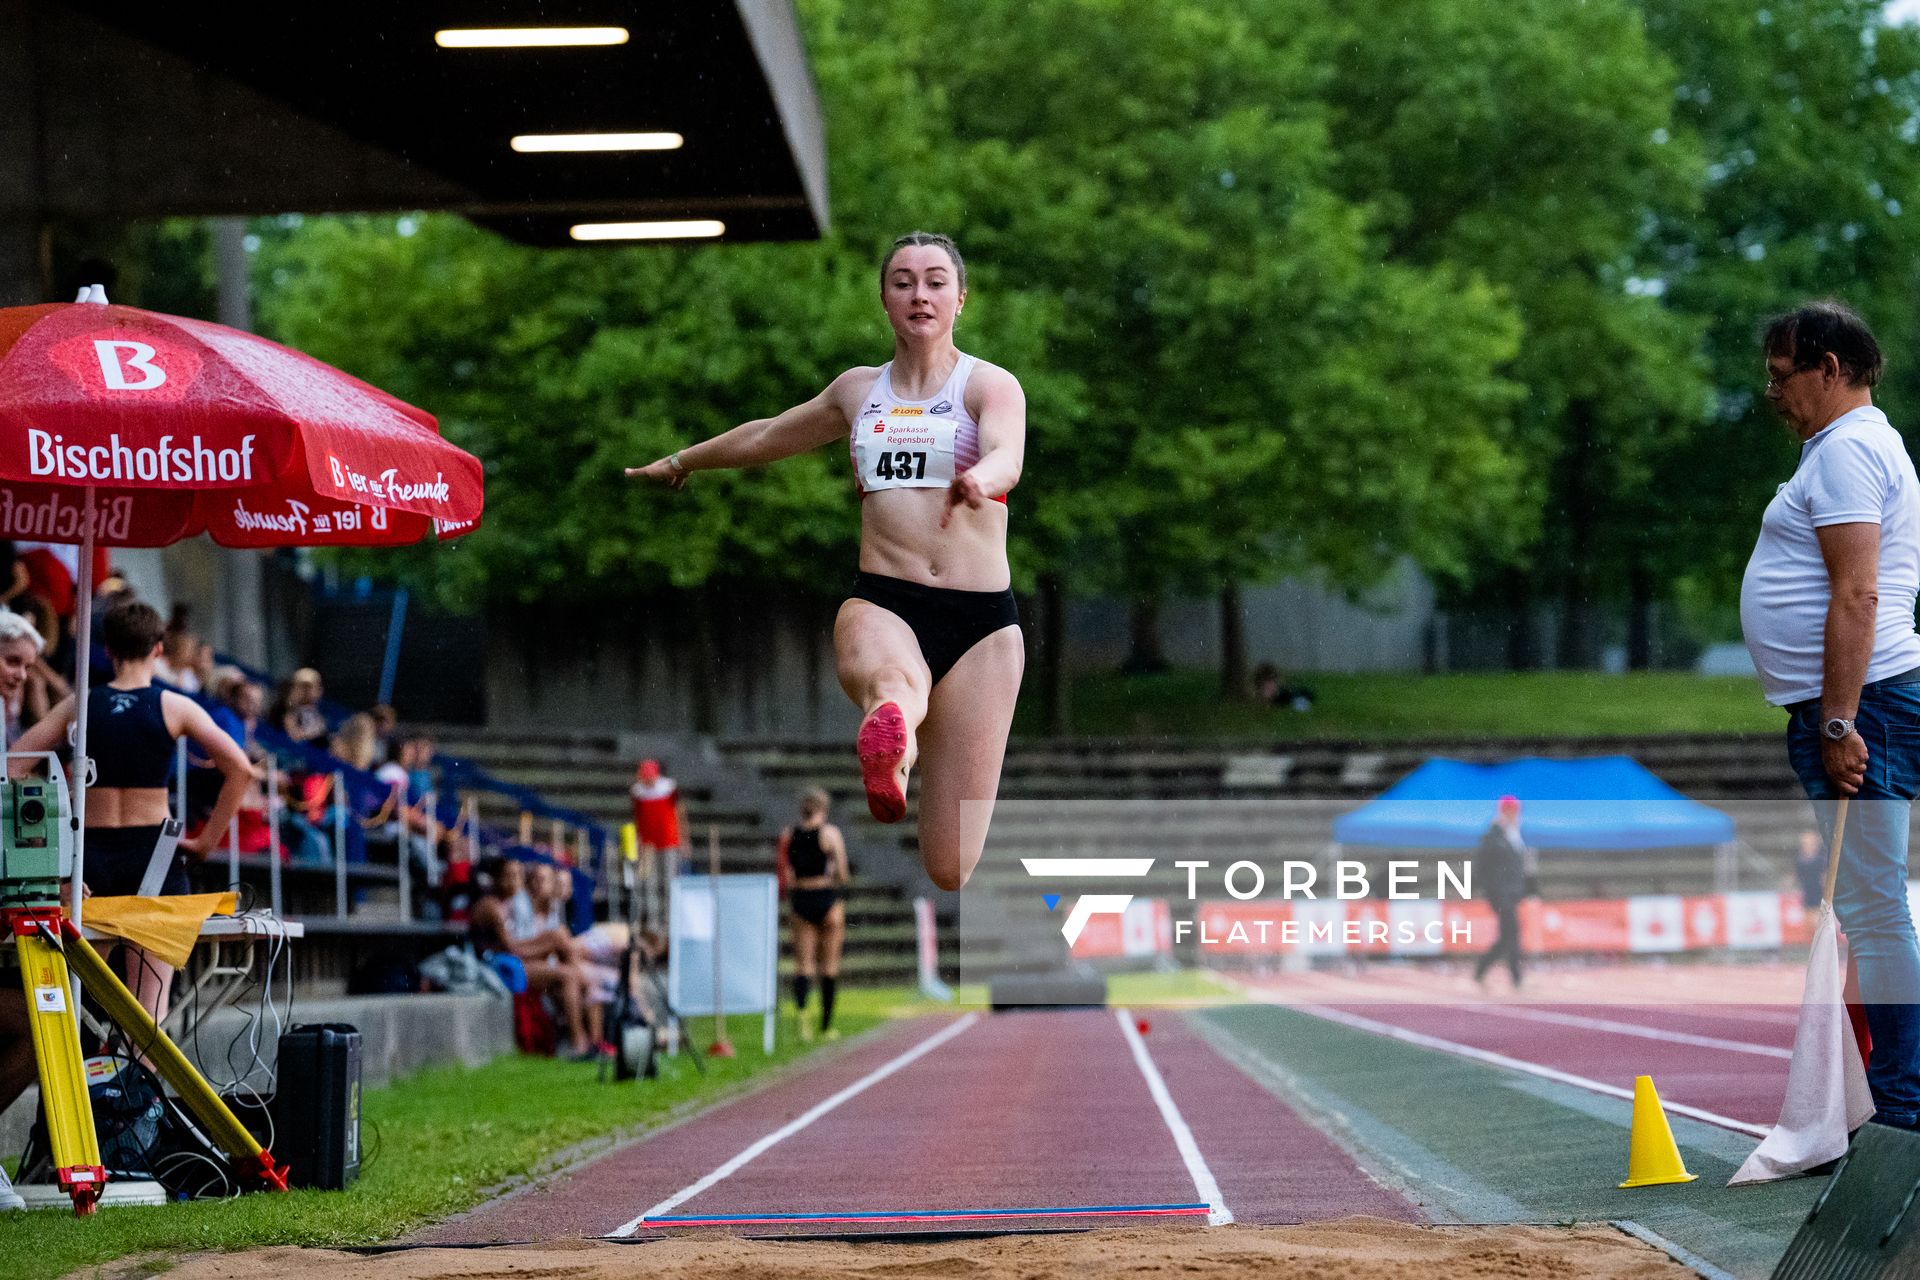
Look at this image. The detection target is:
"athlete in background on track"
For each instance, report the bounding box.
[776,787,850,1040]
[627,232,1025,891]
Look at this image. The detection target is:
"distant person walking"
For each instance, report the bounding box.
[1473,795,1529,991]
[777,788,850,1040]
[1741,300,1920,1132]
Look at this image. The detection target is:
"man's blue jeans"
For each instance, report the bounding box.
[1787,680,1920,1128]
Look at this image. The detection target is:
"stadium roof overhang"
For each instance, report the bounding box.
[0,2,827,274]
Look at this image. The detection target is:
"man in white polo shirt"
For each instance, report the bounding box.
[1741,300,1920,1132]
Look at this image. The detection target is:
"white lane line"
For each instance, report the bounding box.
[1610,1219,1742,1280]
[1115,1007,1233,1226]
[609,1014,980,1236]
[1298,1005,1770,1138]
[1462,1004,1793,1060]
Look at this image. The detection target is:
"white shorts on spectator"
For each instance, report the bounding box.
[1729,906,1874,1184]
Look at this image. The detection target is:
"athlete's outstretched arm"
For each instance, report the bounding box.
[943,364,1026,526]
[625,367,873,487]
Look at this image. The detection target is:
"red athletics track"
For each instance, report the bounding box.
[415,1007,1416,1243]
[1235,967,1799,1134]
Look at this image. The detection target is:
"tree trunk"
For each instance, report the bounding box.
[689,585,719,734]
[1219,584,1248,699]
[1556,400,1597,670]
[1627,559,1654,671]
[1038,573,1070,735]
[1121,594,1169,674]
[1504,568,1537,671]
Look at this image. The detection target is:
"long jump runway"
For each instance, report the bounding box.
[1202,966,1826,1278]
[415,1007,1417,1243]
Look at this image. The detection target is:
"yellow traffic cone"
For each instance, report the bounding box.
[1619,1075,1698,1188]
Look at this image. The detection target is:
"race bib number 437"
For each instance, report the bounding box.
[855,414,957,492]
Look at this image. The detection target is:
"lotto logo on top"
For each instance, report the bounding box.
[49,331,202,402]
[889,406,925,416]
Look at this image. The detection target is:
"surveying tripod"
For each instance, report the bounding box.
[600,828,700,1083]
[2,753,286,1214]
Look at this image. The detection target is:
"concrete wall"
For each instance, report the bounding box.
[479,566,1442,736]
[1065,561,1437,675]
[485,586,853,738]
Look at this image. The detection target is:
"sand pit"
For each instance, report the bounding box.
[158,1218,1697,1280]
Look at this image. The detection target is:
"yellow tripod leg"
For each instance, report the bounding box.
[14,923,106,1214]
[57,922,288,1192]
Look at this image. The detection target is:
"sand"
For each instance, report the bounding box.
[153,1219,1697,1280]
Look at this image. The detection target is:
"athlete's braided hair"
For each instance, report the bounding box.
[881,232,966,293]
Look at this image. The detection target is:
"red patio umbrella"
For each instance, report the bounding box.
[0,286,484,929]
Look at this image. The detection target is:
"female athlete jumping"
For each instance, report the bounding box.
[627,232,1024,890]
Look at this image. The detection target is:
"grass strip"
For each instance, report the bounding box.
[1019,670,1780,740]
[4,988,933,1280]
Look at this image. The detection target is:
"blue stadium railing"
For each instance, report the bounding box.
[206,650,609,861]
[100,646,611,930]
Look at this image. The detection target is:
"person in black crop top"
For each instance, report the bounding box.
[12,600,255,1025]
[776,788,850,1040]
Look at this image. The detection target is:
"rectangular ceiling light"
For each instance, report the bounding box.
[512,132,684,153]
[435,27,629,48]
[571,220,726,241]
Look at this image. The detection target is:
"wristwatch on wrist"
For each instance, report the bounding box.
[1823,716,1857,741]
[667,451,686,474]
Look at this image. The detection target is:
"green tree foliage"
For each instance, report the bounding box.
[256,0,1532,621]
[1638,0,1920,601]
[1311,0,1715,660]
[906,0,1533,608]
[259,218,883,608]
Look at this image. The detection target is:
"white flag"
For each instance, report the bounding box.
[1729,908,1875,1184]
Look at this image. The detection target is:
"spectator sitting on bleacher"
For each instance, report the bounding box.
[183,667,247,831]
[316,713,384,865]
[4,601,68,734]
[0,609,44,744]
[277,761,331,864]
[0,540,25,607]
[405,731,438,806]
[154,620,202,694]
[207,676,275,854]
[529,859,619,1041]
[372,732,439,883]
[471,857,603,1060]
[270,667,328,744]
[369,703,397,769]
[508,861,587,963]
[216,676,266,762]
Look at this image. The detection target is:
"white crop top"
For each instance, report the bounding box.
[849,353,1002,502]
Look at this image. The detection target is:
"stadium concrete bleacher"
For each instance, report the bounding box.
[417,727,1825,986]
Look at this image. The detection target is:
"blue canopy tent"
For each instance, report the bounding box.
[1333,756,1734,850]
